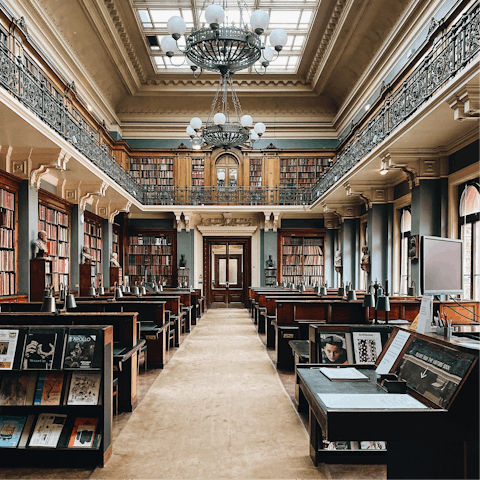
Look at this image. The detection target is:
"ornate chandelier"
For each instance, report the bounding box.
[162,1,288,75]
[186,72,265,150]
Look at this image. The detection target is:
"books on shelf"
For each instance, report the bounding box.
[28,413,67,448]
[0,371,36,406]
[68,417,99,448]
[67,371,101,405]
[0,329,19,370]
[63,331,98,369]
[0,415,27,448]
[318,367,369,381]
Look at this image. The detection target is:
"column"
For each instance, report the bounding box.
[102,219,113,289]
[341,218,357,288]
[325,228,336,288]
[70,205,84,293]
[18,180,38,299]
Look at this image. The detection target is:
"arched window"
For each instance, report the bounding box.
[459,182,480,300]
[215,154,239,188]
[400,208,411,295]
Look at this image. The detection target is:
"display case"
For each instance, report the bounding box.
[296,327,479,479]
[278,229,325,286]
[0,324,113,467]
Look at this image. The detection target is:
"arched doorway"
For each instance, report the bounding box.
[214,153,240,187]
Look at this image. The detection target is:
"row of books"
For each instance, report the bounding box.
[323,441,386,451]
[130,170,174,178]
[45,257,69,274]
[0,414,100,449]
[128,265,172,276]
[0,209,14,229]
[37,222,69,242]
[129,236,171,246]
[84,235,102,250]
[84,223,102,237]
[0,272,15,295]
[282,246,303,254]
[192,171,204,178]
[127,245,172,255]
[303,256,324,266]
[38,206,69,227]
[128,255,171,266]
[282,237,304,246]
[304,238,324,246]
[0,327,101,371]
[134,178,174,186]
[0,249,14,271]
[304,246,324,255]
[50,274,69,292]
[303,266,324,276]
[0,189,14,210]
[282,265,304,276]
[130,157,174,164]
[192,179,205,186]
[0,371,101,407]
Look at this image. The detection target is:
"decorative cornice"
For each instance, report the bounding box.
[197,225,258,236]
[103,0,146,83]
[306,0,347,84]
[142,78,307,87]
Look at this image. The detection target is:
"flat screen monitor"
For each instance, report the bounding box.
[422,236,463,295]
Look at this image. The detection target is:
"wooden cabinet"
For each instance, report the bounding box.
[79,264,96,296]
[109,267,123,288]
[30,258,52,302]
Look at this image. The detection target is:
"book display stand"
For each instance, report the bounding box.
[0,324,113,467]
[296,327,479,479]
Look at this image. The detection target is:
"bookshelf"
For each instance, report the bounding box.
[249,157,262,187]
[280,158,332,188]
[191,157,205,186]
[178,268,190,287]
[278,230,325,286]
[129,157,174,187]
[127,230,177,287]
[0,324,113,467]
[265,268,277,286]
[37,192,71,293]
[0,171,19,297]
[83,212,102,266]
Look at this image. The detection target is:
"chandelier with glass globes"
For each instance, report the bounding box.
[162,1,288,150]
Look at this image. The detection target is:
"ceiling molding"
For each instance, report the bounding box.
[196,225,258,236]
[306,0,347,84]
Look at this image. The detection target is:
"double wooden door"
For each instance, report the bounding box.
[204,237,251,308]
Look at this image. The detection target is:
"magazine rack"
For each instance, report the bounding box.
[296,327,479,479]
[0,324,113,467]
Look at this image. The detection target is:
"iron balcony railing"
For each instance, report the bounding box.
[312,2,479,200]
[0,2,478,206]
[142,185,312,205]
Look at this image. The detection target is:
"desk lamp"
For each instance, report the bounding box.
[131,282,140,295]
[59,283,65,302]
[320,283,327,296]
[408,280,416,297]
[63,285,77,312]
[41,286,56,313]
[113,281,123,300]
[376,279,391,323]
[346,282,357,301]
[88,281,96,297]
[337,282,345,297]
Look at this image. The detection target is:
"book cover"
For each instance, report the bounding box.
[34,372,64,406]
[352,331,383,364]
[323,440,352,450]
[22,331,57,370]
[67,371,101,406]
[0,330,19,370]
[360,441,387,450]
[63,333,97,369]
[0,415,27,448]
[318,333,354,364]
[28,413,67,448]
[68,418,99,448]
[17,415,35,448]
[0,372,29,405]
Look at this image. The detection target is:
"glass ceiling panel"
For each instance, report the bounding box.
[133,1,319,74]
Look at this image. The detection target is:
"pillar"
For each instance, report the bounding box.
[341,218,357,288]
[325,228,336,288]
[18,180,38,299]
[70,205,84,293]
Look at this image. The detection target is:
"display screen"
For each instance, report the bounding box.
[422,236,463,295]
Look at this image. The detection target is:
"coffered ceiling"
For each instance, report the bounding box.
[15,0,419,136]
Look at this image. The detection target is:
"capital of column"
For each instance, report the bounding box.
[447,85,480,122]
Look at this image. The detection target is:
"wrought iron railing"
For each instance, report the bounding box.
[312,2,479,200]
[0,2,478,206]
[142,185,312,205]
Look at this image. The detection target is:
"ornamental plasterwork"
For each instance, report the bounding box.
[198,215,254,227]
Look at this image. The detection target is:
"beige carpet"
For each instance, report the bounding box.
[91,308,329,479]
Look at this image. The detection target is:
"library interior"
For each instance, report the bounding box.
[0,0,479,479]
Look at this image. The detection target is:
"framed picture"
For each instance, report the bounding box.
[318,333,354,364]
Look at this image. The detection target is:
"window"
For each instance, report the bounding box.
[459,182,480,300]
[400,208,411,295]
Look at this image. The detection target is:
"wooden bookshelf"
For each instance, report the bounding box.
[278,229,326,286]
[191,157,205,186]
[0,171,19,297]
[280,158,332,188]
[249,157,262,187]
[37,191,71,292]
[129,157,174,187]
[127,230,177,287]
[112,224,120,256]
[83,212,102,266]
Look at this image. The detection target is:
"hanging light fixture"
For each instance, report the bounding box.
[186,71,266,149]
[163,1,288,75]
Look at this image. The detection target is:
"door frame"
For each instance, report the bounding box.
[203,236,251,308]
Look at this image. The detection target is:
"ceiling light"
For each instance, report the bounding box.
[164,2,288,75]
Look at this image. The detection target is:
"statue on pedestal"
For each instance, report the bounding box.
[179,254,187,268]
[110,252,120,267]
[81,246,95,265]
[266,255,275,268]
[361,246,370,272]
[33,230,48,258]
